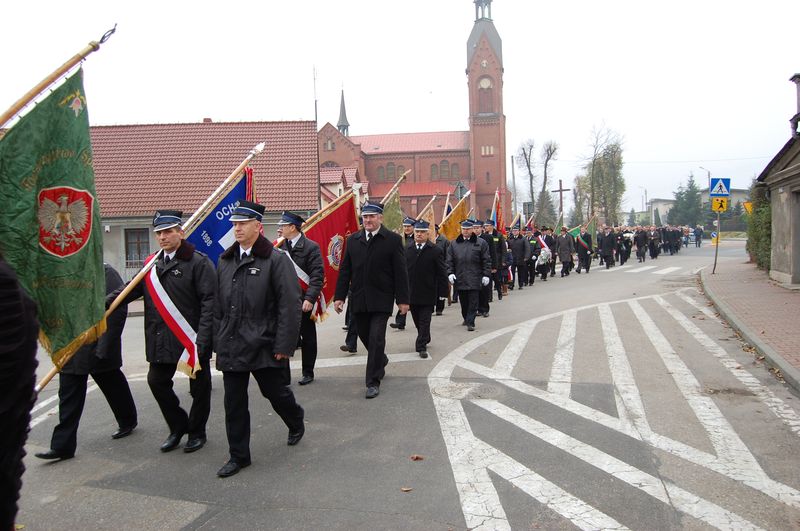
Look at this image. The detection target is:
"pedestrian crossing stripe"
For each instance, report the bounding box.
[709,178,731,197]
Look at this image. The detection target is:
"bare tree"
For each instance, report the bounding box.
[516,140,536,215]
[539,140,559,197]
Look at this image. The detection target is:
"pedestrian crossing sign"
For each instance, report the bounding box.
[711,197,728,212]
[709,178,731,197]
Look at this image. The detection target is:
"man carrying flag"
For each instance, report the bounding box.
[276,211,324,386]
[109,210,216,454]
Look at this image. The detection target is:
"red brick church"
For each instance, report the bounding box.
[317,0,510,223]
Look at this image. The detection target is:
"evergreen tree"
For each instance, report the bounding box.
[654,208,662,226]
[535,190,557,228]
[682,175,703,226]
[627,208,637,225]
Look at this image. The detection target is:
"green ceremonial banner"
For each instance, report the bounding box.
[0,68,106,366]
[382,188,403,234]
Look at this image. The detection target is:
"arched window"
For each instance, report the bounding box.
[377,166,385,181]
[478,77,494,114]
[430,164,438,180]
[397,165,405,179]
[440,160,450,180]
[321,160,339,168]
[387,163,396,180]
[451,163,460,179]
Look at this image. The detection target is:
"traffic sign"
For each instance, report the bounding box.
[711,232,717,239]
[711,197,729,212]
[709,178,731,197]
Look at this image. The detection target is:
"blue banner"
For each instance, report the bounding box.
[186,176,247,264]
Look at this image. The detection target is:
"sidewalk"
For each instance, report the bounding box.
[701,260,800,393]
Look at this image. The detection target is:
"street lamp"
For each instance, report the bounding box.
[638,186,649,224]
[699,166,711,191]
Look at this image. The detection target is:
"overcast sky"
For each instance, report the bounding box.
[3,0,798,214]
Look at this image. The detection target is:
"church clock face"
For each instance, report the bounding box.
[479,77,492,89]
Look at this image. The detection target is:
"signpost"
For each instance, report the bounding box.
[709,177,730,274]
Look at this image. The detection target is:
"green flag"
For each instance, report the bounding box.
[0,69,105,367]
[382,187,403,233]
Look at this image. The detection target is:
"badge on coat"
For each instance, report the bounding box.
[171,269,183,277]
[248,267,261,276]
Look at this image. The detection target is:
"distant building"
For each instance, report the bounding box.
[317,0,511,222]
[756,74,800,285]
[648,198,675,224]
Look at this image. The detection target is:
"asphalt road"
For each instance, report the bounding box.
[19,240,800,530]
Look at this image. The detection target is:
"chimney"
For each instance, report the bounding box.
[203,117,213,123]
[790,74,800,138]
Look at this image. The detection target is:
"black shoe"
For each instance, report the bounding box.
[518,286,523,290]
[418,351,429,359]
[366,386,380,399]
[461,320,467,326]
[435,311,443,316]
[111,423,137,440]
[183,436,207,453]
[467,325,475,331]
[389,323,405,330]
[341,326,349,330]
[339,345,357,353]
[298,375,314,385]
[482,312,490,318]
[287,425,305,446]
[217,459,250,478]
[576,269,581,274]
[35,449,74,461]
[160,431,185,452]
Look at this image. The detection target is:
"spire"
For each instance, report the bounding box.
[474,0,492,21]
[337,90,350,136]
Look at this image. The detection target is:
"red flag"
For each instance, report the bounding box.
[301,194,359,321]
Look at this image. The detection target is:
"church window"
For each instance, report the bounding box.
[324,138,335,151]
[387,163,396,180]
[430,164,438,180]
[440,160,450,179]
[377,166,385,181]
[485,171,491,184]
[451,163,460,179]
[478,77,494,114]
[397,165,406,179]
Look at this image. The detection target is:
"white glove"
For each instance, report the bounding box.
[481,276,490,286]
[439,297,447,301]
[448,274,456,284]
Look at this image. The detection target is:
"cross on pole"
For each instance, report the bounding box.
[550,179,571,218]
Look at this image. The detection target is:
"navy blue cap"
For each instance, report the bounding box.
[471,219,483,228]
[361,202,384,215]
[484,219,495,226]
[413,220,430,230]
[402,217,416,226]
[277,211,305,227]
[153,210,183,232]
[229,200,265,222]
[460,219,474,228]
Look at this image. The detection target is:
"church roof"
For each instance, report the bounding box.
[91,120,319,218]
[369,181,455,200]
[467,18,503,65]
[349,131,469,154]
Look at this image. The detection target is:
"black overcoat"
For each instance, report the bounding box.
[278,233,324,304]
[334,224,410,313]
[214,235,301,371]
[406,241,448,305]
[598,232,617,258]
[63,264,128,375]
[446,233,491,291]
[110,240,216,363]
[576,232,593,256]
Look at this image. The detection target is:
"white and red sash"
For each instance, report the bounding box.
[282,244,326,320]
[144,252,200,378]
[536,235,550,251]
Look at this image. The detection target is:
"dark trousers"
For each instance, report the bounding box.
[649,242,660,259]
[394,309,407,328]
[527,261,537,284]
[435,294,446,314]
[354,311,391,388]
[636,247,647,261]
[513,264,527,287]
[299,310,317,377]
[478,283,490,313]
[560,260,572,276]
[410,304,433,352]
[222,367,304,464]
[577,252,591,272]
[147,360,211,438]
[50,370,137,455]
[458,290,479,326]
[549,259,556,277]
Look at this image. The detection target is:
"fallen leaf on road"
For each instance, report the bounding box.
[401,487,413,492]
[760,330,766,334]
[757,356,765,361]
[410,454,424,461]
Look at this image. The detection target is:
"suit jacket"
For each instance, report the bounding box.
[406,241,448,305]
[278,233,324,304]
[598,232,617,257]
[335,224,410,313]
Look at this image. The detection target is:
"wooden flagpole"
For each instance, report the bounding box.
[274,190,355,248]
[440,190,471,226]
[0,26,117,129]
[380,169,410,204]
[35,142,266,393]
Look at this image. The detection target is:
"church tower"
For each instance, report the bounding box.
[467,0,508,221]
[337,90,350,136]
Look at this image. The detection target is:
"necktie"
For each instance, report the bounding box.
[418,244,423,251]
[366,232,372,242]
[164,255,171,265]
[287,240,293,252]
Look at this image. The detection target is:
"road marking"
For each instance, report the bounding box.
[652,266,682,275]
[493,321,537,378]
[625,266,657,273]
[547,310,576,396]
[598,264,631,272]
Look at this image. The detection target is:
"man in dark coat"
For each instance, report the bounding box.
[648,225,661,259]
[36,264,137,461]
[390,217,417,330]
[634,226,649,262]
[110,210,216,454]
[575,225,593,273]
[446,220,491,331]
[406,221,448,358]
[543,227,557,277]
[334,202,410,399]
[484,220,507,301]
[0,256,38,531]
[214,201,305,478]
[476,220,496,316]
[555,226,576,277]
[598,225,617,268]
[433,224,450,315]
[508,224,530,289]
[276,211,324,386]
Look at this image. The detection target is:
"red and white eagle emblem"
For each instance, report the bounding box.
[37,186,94,257]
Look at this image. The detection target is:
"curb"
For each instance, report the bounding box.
[700,268,800,393]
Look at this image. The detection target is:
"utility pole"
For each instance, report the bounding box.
[510,155,517,216]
